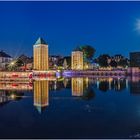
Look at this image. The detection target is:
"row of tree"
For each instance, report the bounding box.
[95,54,129,68]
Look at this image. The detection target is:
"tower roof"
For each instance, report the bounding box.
[73,47,81,52]
[34,37,47,45]
[35,106,46,114]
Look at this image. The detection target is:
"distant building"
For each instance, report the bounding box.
[0,50,13,70]
[129,52,140,75]
[33,37,49,71]
[49,55,62,69]
[114,54,124,62]
[71,48,83,70]
[130,52,140,67]
[49,55,62,63]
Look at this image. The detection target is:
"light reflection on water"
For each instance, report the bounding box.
[0,76,140,138]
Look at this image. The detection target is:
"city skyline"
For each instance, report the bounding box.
[0,1,140,138]
[1,1,140,58]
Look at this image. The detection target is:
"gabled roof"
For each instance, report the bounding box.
[0,51,11,58]
[34,37,47,45]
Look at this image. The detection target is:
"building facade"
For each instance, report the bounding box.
[129,52,140,75]
[130,52,140,67]
[0,51,13,70]
[71,50,83,70]
[33,37,48,71]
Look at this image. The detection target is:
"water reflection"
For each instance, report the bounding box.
[72,78,84,96]
[98,78,109,92]
[0,77,140,113]
[0,90,24,105]
[130,77,140,94]
[0,77,140,138]
[0,82,32,90]
[63,78,71,88]
[0,91,10,105]
[97,78,127,92]
[33,80,49,113]
[72,77,95,100]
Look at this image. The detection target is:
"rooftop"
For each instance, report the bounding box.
[0,51,11,58]
[34,37,47,45]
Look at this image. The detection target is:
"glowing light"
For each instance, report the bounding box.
[11,94,16,99]
[11,62,15,65]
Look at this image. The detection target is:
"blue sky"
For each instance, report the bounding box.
[0,1,140,58]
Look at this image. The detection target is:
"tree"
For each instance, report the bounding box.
[63,59,68,69]
[110,60,117,67]
[63,56,71,69]
[98,54,110,67]
[99,81,109,92]
[82,86,95,100]
[16,59,24,67]
[118,58,129,68]
[6,59,24,71]
[79,45,96,62]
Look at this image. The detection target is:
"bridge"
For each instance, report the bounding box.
[0,71,57,79]
[0,70,127,81]
[63,70,127,77]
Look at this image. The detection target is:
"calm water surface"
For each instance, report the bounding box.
[0,76,140,138]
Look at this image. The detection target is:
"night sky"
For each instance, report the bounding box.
[0,1,140,58]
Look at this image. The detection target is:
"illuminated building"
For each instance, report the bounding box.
[33,37,49,71]
[71,49,83,70]
[72,78,84,96]
[34,80,49,114]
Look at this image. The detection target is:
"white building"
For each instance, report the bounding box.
[0,51,13,70]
